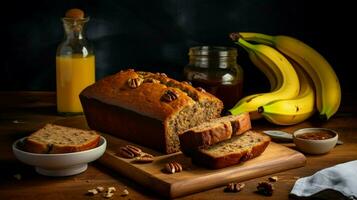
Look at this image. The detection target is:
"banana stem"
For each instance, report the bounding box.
[236,38,256,51]
[238,32,275,46]
[230,33,257,51]
[229,32,242,41]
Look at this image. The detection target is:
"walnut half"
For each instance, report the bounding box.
[161,90,179,102]
[224,182,245,193]
[257,181,274,196]
[165,161,183,174]
[127,77,144,88]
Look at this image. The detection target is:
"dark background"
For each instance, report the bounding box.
[1,0,355,95]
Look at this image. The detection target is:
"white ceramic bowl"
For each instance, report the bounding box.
[293,128,338,154]
[12,136,106,176]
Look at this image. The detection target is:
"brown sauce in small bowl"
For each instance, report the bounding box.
[297,130,335,140]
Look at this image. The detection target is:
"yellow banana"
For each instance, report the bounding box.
[235,32,341,120]
[232,93,263,120]
[258,60,316,125]
[229,38,300,118]
[238,46,285,119]
[249,51,283,91]
[236,34,282,91]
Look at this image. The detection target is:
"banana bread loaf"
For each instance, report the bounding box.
[25,124,100,154]
[179,113,251,155]
[80,69,223,154]
[191,130,270,169]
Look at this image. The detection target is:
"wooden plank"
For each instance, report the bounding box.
[98,133,306,198]
[52,114,306,198]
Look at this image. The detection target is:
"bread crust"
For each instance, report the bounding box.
[234,112,252,135]
[25,124,100,154]
[25,139,49,154]
[179,114,251,155]
[192,131,271,169]
[179,121,232,155]
[80,70,221,121]
[81,96,168,153]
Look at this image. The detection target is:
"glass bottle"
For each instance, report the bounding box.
[56,9,95,115]
[184,46,243,109]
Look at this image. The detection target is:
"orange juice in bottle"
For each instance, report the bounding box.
[56,9,95,114]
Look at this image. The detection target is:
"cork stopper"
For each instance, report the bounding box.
[65,8,85,19]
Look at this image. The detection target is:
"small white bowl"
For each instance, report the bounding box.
[293,128,338,154]
[12,136,106,176]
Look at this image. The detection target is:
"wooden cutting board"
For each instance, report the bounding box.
[99,133,306,198]
[55,116,306,198]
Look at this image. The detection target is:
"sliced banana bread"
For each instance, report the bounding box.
[209,113,251,135]
[191,130,270,169]
[80,69,223,154]
[179,113,251,155]
[25,124,100,154]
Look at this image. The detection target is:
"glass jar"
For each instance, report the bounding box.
[56,9,95,115]
[184,46,243,109]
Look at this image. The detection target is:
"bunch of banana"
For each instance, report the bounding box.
[229,32,341,125]
[258,60,316,125]
[236,32,341,120]
[229,38,300,119]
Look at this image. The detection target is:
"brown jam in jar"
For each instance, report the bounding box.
[297,130,335,140]
[184,46,243,109]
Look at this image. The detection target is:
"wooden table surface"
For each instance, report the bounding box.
[0,91,356,200]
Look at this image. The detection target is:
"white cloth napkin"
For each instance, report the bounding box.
[291,160,357,199]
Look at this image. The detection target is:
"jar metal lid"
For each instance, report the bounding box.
[189,46,237,57]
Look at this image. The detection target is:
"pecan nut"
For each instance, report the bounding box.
[224,182,245,193]
[96,186,105,192]
[182,81,192,85]
[144,78,160,84]
[156,72,167,77]
[107,187,116,193]
[103,192,114,198]
[117,145,143,158]
[196,87,206,92]
[118,146,135,158]
[165,161,183,174]
[257,182,274,196]
[87,189,98,195]
[161,90,179,102]
[137,71,149,76]
[135,153,154,163]
[126,145,142,156]
[268,176,278,182]
[121,189,129,197]
[127,77,144,88]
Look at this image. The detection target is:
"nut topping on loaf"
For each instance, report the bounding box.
[144,78,160,84]
[161,89,179,102]
[127,77,144,88]
[196,87,206,92]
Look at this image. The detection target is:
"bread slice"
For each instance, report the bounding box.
[179,113,251,155]
[191,130,270,169]
[25,124,100,154]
